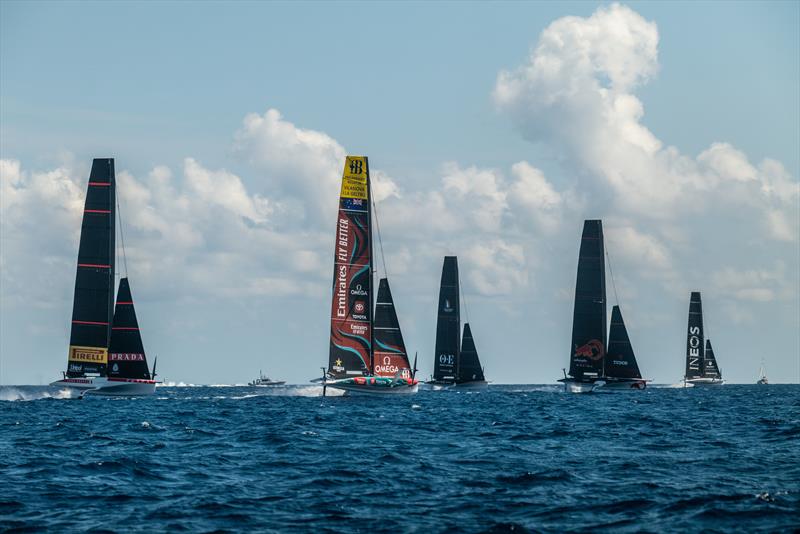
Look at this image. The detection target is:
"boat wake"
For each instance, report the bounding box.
[0,386,80,402]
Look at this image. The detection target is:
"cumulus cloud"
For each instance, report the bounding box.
[494,3,798,242]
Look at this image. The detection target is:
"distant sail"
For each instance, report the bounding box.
[108,278,151,380]
[66,158,116,378]
[328,156,373,379]
[433,256,460,381]
[685,291,704,380]
[372,278,411,378]
[703,339,722,379]
[457,323,485,383]
[569,220,606,379]
[605,305,642,379]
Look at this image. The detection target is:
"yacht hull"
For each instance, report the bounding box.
[684,378,724,387]
[598,379,648,391]
[50,377,156,396]
[324,377,419,396]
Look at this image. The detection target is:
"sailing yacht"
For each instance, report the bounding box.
[757,359,769,385]
[50,158,157,396]
[320,156,418,396]
[683,292,724,387]
[427,256,487,390]
[558,220,648,392]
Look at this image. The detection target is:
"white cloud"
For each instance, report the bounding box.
[493,2,798,243]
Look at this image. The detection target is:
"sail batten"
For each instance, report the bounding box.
[433,256,460,381]
[568,220,606,380]
[328,156,374,379]
[66,158,116,378]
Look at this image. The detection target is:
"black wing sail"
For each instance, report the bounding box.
[685,291,704,380]
[703,339,721,379]
[433,256,460,382]
[373,278,412,378]
[108,278,151,380]
[605,305,642,379]
[67,158,116,377]
[457,323,485,383]
[569,220,606,380]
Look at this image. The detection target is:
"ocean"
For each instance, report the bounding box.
[1,384,798,532]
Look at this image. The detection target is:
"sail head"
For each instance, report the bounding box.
[569,220,606,380]
[67,158,116,377]
[605,305,642,379]
[108,278,151,380]
[433,256,460,381]
[685,291,705,380]
[328,156,373,379]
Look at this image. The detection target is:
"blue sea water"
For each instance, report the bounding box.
[1,384,798,533]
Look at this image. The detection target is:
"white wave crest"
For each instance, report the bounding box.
[0,386,80,402]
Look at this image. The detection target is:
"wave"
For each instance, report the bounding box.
[0,386,79,402]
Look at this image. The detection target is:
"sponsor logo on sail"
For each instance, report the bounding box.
[355,302,365,313]
[69,346,108,364]
[341,157,368,200]
[439,354,455,366]
[333,358,344,373]
[112,363,119,373]
[687,326,701,370]
[443,299,453,313]
[574,339,604,361]
[350,284,368,297]
[109,353,145,361]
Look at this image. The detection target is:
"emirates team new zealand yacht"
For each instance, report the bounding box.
[558,220,649,393]
[319,156,418,396]
[683,292,724,387]
[50,158,157,396]
[427,256,487,390]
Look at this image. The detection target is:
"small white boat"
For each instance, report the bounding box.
[757,359,769,385]
[248,371,285,387]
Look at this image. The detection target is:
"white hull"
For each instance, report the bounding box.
[325,382,419,396]
[50,377,156,396]
[684,378,724,387]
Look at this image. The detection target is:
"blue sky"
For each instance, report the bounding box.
[1,1,798,385]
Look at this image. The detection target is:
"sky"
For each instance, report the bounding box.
[1,1,798,385]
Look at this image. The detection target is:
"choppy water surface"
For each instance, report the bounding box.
[1,384,798,532]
